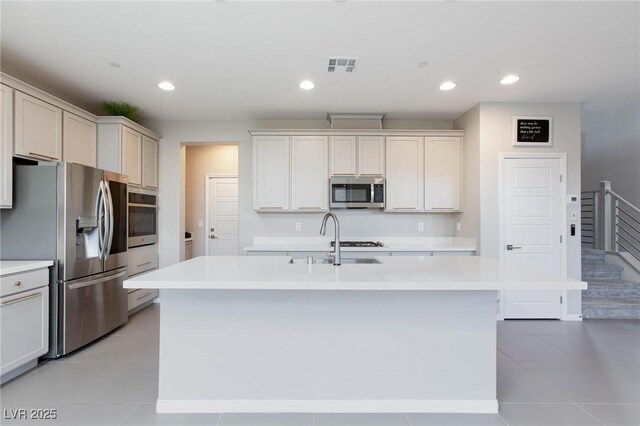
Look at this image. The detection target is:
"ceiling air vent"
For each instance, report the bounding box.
[328,57,358,73]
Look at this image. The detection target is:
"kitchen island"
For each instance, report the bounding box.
[125,255,586,414]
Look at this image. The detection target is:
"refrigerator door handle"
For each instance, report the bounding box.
[67,269,127,290]
[96,181,105,260]
[104,181,114,259]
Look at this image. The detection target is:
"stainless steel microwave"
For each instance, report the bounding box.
[330,177,384,209]
[128,191,157,247]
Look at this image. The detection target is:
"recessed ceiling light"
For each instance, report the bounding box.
[108,61,121,68]
[299,80,315,90]
[158,81,175,91]
[500,74,520,85]
[439,81,456,91]
[417,61,430,68]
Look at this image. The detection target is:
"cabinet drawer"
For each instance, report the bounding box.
[0,286,49,375]
[127,246,158,277]
[128,288,158,311]
[0,268,49,298]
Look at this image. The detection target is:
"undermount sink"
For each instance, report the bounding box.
[288,257,381,265]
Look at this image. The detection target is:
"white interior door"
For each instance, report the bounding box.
[503,157,564,319]
[207,177,239,255]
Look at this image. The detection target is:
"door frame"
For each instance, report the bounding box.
[498,152,568,320]
[204,174,239,256]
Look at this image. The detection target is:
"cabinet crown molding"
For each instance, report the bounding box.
[249,129,464,137]
[1,72,96,123]
[96,116,162,140]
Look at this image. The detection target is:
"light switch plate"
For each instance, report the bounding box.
[418,222,424,232]
[198,220,203,228]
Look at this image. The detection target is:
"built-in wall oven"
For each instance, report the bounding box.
[128,191,157,248]
[330,177,385,209]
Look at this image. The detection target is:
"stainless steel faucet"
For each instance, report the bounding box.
[319,212,341,265]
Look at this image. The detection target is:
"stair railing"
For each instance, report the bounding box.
[581,189,598,248]
[583,181,640,264]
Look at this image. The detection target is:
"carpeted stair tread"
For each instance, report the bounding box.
[582,296,640,319]
[582,263,624,280]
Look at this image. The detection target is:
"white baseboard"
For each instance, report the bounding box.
[562,314,583,321]
[156,399,499,414]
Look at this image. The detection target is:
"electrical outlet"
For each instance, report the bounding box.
[456,222,462,231]
[418,222,424,232]
[295,222,302,232]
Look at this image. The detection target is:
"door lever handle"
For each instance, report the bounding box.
[506,244,522,251]
[209,235,218,239]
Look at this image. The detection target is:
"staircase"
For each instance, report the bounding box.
[581,248,640,319]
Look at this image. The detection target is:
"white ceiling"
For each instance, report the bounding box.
[1,1,638,121]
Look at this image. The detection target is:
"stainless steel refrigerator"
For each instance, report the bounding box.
[0,162,129,357]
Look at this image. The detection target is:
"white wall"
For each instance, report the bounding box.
[144,119,457,267]
[453,105,481,245]
[185,144,239,258]
[582,109,640,206]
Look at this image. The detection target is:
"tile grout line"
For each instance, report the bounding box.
[574,402,606,426]
[510,359,580,405]
[404,412,412,426]
[497,411,509,426]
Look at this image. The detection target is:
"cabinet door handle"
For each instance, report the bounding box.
[137,261,152,267]
[136,292,152,300]
[258,207,283,209]
[297,207,322,210]
[14,281,21,287]
[2,291,42,306]
[430,207,454,210]
[29,151,59,161]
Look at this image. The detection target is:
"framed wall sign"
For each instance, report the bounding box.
[513,116,552,146]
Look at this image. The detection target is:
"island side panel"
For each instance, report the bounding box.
[157,289,498,413]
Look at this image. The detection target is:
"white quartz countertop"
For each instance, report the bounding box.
[125,255,585,291]
[244,237,476,253]
[0,260,53,276]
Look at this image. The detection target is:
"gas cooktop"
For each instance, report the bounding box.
[330,241,385,248]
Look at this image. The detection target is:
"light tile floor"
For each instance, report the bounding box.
[1,305,639,426]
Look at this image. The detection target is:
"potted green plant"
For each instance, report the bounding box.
[102,101,141,123]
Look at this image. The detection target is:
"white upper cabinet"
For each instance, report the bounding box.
[253,136,290,211]
[329,135,384,177]
[291,136,328,211]
[385,137,424,211]
[0,84,14,209]
[14,91,62,161]
[329,136,357,176]
[122,126,142,187]
[97,118,161,190]
[142,136,159,189]
[424,137,462,211]
[62,111,97,167]
[358,136,384,176]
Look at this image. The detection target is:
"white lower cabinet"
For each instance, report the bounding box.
[127,244,159,312]
[127,288,158,312]
[0,279,49,376]
[184,240,193,260]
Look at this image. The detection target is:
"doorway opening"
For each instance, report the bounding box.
[183,143,239,260]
